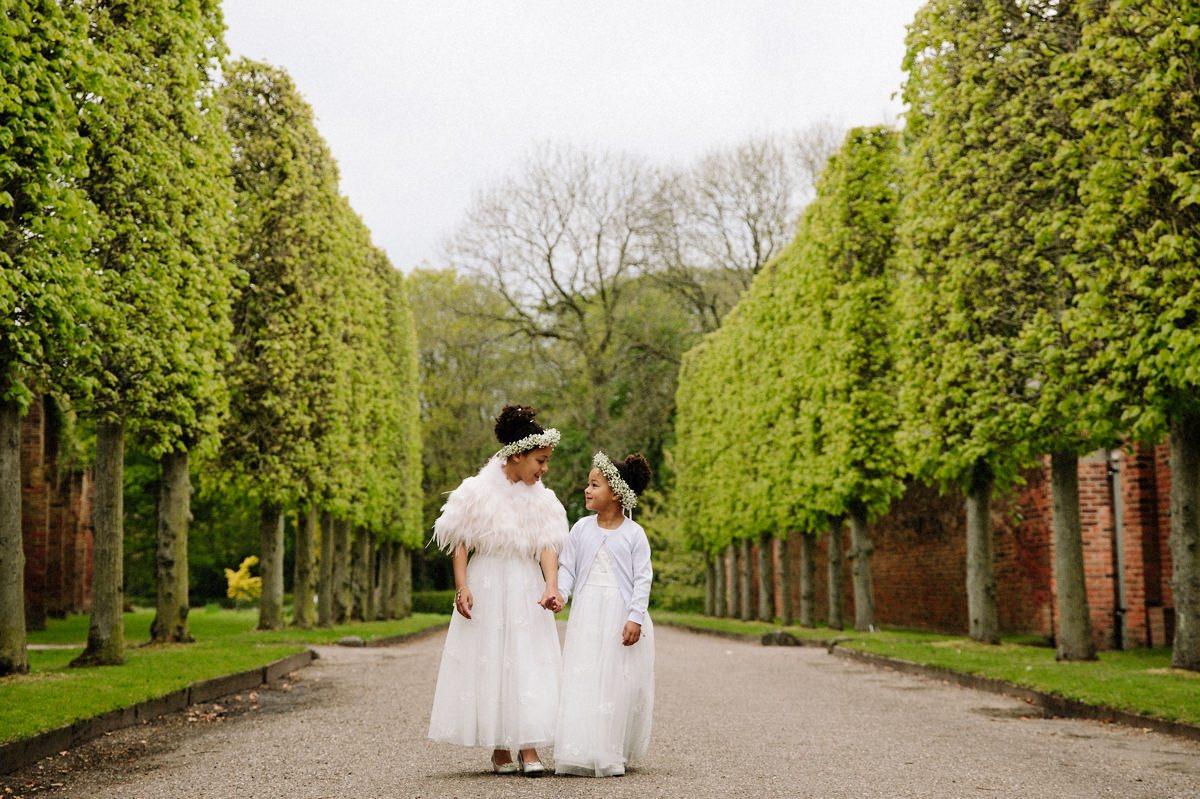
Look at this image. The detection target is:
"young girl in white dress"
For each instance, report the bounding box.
[427,405,568,776]
[550,451,655,777]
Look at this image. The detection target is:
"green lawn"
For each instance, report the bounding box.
[653,611,1200,727]
[1,606,449,745]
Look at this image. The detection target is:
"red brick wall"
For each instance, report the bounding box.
[20,396,93,623]
[21,397,49,630]
[729,446,1176,651]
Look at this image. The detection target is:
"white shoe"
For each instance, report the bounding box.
[491,752,519,775]
[518,752,546,777]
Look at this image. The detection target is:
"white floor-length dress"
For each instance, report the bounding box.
[555,520,655,776]
[427,458,568,750]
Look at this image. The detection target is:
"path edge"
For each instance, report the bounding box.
[0,648,316,776]
[829,646,1200,744]
[659,620,1200,744]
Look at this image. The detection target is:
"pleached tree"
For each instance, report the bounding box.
[793,126,904,632]
[220,60,347,631]
[0,0,98,675]
[74,0,235,665]
[895,0,1091,645]
[1068,1,1200,670]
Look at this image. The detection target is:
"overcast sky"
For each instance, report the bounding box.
[222,1,925,270]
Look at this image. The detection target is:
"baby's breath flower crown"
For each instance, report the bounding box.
[593,451,638,511]
[495,428,561,460]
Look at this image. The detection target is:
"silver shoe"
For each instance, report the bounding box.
[518,751,546,777]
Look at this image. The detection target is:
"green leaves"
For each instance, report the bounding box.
[1070,1,1200,440]
[219,60,422,543]
[675,127,904,550]
[895,0,1094,491]
[77,0,237,453]
[0,0,99,410]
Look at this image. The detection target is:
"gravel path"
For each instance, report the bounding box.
[8,624,1200,799]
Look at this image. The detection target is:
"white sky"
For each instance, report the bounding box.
[222,1,925,270]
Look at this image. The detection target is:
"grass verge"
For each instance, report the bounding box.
[653,611,1200,727]
[1,606,449,745]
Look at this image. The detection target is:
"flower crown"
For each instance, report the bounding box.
[495,428,561,460]
[593,451,638,510]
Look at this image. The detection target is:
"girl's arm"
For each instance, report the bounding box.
[622,528,654,646]
[626,529,653,624]
[537,547,560,611]
[452,543,472,619]
[555,527,578,607]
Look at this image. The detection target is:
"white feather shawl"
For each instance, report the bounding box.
[432,457,569,557]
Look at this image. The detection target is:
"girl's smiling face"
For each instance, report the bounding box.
[584,467,619,513]
[507,447,553,485]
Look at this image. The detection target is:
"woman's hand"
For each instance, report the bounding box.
[621,620,642,646]
[455,586,473,619]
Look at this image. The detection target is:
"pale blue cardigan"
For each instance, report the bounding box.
[557,515,653,624]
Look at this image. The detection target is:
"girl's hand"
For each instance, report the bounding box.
[538,588,561,612]
[621,621,642,646]
[455,586,473,619]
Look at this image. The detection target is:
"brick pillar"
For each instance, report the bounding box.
[43,407,67,618]
[76,471,94,613]
[1074,451,1116,649]
[21,396,49,630]
[1119,443,1165,648]
[1152,442,1175,645]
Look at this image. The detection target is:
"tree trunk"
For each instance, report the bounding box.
[799,532,816,628]
[351,528,369,621]
[965,460,1000,644]
[365,532,378,622]
[1170,411,1200,671]
[757,532,773,621]
[332,517,351,623]
[778,534,793,626]
[378,539,395,620]
[292,505,318,628]
[738,537,752,621]
[397,544,413,617]
[848,503,876,632]
[73,420,125,666]
[318,510,333,627]
[704,555,716,616]
[727,542,740,619]
[777,532,796,623]
[0,399,28,675]
[1051,451,1096,661]
[713,548,727,617]
[826,516,844,630]
[257,502,285,631]
[150,449,192,643]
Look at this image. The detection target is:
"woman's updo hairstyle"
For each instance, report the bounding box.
[494,404,543,445]
[615,453,652,496]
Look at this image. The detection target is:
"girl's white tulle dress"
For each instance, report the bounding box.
[555,516,655,776]
[427,457,568,750]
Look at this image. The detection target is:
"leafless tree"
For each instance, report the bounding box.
[442,142,661,440]
[647,123,844,332]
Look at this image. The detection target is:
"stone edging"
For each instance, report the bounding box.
[0,649,315,776]
[830,646,1200,744]
[660,621,1200,744]
[364,622,449,648]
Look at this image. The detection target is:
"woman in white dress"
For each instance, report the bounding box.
[427,405,568,776]
[550,451,655,777]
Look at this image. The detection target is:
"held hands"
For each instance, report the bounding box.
[621,620,642,646]
[538,589,564,613]
[454,586,473,619]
